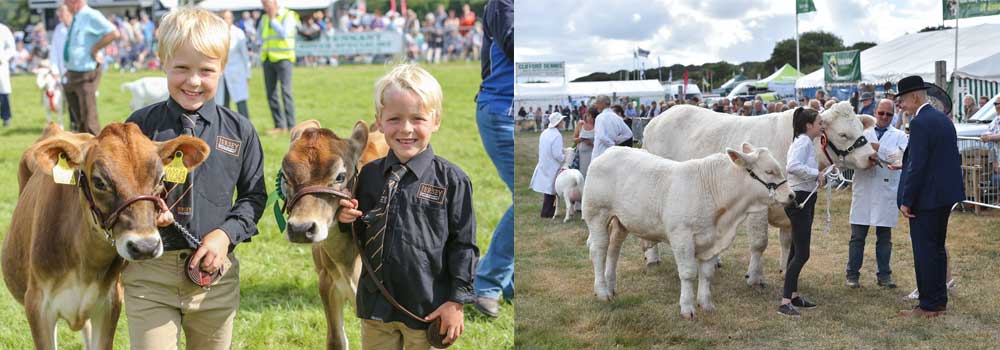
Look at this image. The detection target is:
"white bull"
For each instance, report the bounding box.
[553,147,584,223]
[642,102,876,286]
[584,144,795,318]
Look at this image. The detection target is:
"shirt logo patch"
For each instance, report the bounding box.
[417,183,446,204]
[216,136,241,157]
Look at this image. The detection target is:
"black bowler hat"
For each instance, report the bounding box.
[896,75,930,97]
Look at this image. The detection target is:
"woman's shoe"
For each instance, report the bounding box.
[791,296,817,309]
[778,304,800,317]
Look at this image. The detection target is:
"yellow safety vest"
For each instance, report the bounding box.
[261,8,298,63]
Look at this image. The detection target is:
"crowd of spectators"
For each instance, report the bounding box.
[5,3,483,75]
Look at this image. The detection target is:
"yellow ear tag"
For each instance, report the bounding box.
[52,153,77,185]
[164,151,189,184]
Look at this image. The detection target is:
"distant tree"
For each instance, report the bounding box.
[847,41,877,52]
[0,0,30,30]
[766,31,845,74]
[918,25,953,33]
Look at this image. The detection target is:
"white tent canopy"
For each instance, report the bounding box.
[198,0,336,11]
[796,23,1000,88]
[515,79,666,105]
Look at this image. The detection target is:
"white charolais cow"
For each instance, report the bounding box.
[121,77,169,111]
[553,147,584,223]
[584,144,794,318]
[642,102,876,286]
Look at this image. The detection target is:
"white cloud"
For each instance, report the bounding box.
[515,0,1000,80]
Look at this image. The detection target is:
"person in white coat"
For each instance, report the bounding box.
[48,5,72,77]
[0,22,16,127]
[591,94,633,162]
[530,112,566,218]
[216,10,252,119]
[846,99,908,289]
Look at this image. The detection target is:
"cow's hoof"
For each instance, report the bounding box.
[680,312,695,320]
[595,291,614,302]
[699,303,716,313]
[716,261,723,268]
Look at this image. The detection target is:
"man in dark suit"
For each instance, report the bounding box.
[893,75,965,318]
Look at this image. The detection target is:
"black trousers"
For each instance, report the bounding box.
[910,206,951,311]
[541,194,556,218]
[783,190,816,299]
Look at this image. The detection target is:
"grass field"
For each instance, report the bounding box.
[0,63,513,349]
[513,131,1000,349]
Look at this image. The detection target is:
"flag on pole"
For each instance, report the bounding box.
[636,47,650,58]
[683,69,689,99]
[796,0,816,14]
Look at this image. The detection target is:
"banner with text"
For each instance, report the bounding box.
[943,0,1000,20]
[823,50,861,84]
[296,32,403,56]
[516,62,566,78]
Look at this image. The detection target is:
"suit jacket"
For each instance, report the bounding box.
[897,104,965,210]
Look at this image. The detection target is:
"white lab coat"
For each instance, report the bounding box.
[0,23,15,94]
[530,127,565,195]
[592,108,633,161]
[215,25,251,105]
[849,127,909,227]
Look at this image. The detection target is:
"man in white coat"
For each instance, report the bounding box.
[0,22,15,127]
[530,112,566,219]
[216,10,252,119]
[592,94,633,161]
[846,99,908,289]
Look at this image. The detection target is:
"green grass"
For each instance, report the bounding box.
[514,131,1000,350]
[0,63,513,349]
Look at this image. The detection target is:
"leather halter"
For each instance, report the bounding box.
[78,171,169,243]
[820,132,868,165]
[280,167,359,215]
[745,169,787,192]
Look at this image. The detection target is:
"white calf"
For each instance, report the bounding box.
[121,77,169,111]
[33,65,63,127]
[553,147,584,223]
[583,144,794,318]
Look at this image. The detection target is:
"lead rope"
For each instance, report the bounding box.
[796,165,839,235]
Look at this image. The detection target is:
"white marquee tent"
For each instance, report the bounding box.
[515,79,666,109]
[796,23,1000,88]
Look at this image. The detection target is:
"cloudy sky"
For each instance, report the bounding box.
[515,0,1000,80]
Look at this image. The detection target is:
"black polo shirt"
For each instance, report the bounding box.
[126,97,267,250]
[341,145,479,330]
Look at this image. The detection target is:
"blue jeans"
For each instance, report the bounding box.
[845,224,892,280]
[473,103,514,300]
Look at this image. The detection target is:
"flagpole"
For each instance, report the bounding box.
[795,11,800,101]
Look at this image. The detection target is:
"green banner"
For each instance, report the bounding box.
[796,0,816,14]
[943,0,1000,20]
[823,50,861,84]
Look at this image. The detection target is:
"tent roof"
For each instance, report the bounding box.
[197,0,336,11]
[754,64,799,88]
[797,23,1000,88]
[515,80,666,101]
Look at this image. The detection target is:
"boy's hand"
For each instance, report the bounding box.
[189,229,231,274]
[425,301,464,345]
[155,210,174,227]
[336,198,362,223]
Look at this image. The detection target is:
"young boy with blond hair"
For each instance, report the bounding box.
[338,64,479,349]
[123,7,267,349]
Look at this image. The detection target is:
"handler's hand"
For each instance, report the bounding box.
[887,164,902,170]
[189,230,231,274]
[818,174,826,188]
[900,205,916,218]
[425,301,464,345]
[336,198,362,224]
[155,210,174,227]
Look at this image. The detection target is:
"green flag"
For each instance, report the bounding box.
[797,0,816,14]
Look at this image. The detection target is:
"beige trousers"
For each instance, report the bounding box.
[361,319,434,350]
[122,249,240,350]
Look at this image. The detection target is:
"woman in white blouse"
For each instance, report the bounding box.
[779,107,825,317]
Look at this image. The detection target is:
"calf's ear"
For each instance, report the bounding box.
[741,142,755,154]
[350,120,369,162]
[290,120,322,142]
[726,148,748,168]
[158,135,210,170]
[858,114,876,130]
[34,138,88,175]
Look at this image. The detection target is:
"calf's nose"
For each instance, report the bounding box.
[287,221,318,243]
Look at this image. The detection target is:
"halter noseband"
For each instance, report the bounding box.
[746,168,787,192]
[78,171,169,245]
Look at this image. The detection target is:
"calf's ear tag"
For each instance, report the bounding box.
[164,151,189,184]
[52,153,77,185]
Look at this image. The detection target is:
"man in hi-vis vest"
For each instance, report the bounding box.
[259,0,298,134]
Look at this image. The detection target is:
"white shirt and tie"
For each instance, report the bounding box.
[592,108,633,161]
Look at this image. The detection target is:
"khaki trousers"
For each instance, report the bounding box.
[361,319,434,350]
[122,250,240,350]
